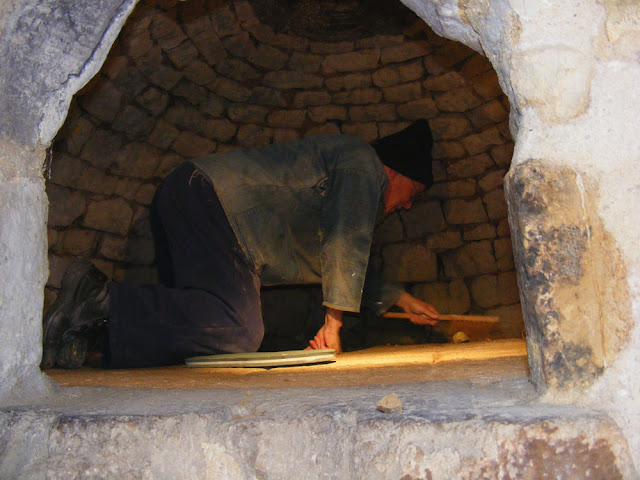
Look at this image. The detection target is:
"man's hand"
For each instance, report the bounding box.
[395,292,439,326]
[306,307,343,354]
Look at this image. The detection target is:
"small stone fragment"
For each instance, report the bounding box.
[376,394,403,414]
[453,331,470,344]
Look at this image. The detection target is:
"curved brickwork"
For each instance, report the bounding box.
[46,0,521,345]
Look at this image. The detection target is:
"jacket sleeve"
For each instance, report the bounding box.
[319,145,386,312]
[361,260,406,315]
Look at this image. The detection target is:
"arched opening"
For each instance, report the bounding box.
[44,0,523,369]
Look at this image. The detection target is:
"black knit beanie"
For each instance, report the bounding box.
[372,119,434,187]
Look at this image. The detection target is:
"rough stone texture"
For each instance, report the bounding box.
[1,0,639,471]
[506,161,631,390]
[0,381,635,479]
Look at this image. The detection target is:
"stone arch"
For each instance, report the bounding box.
[1,0,639,461]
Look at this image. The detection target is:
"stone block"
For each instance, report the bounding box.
[212,77,251,102]
[46,184,86,227]
[426,230,463,251]
[115,177,143,200]
[382,82,422,103]
[470,274,500,308]
[49,153,84,188]
[495,238,515,271]
[163,101,205,132]
[136,88,169,117]
[288,52,323,73]
[267,110,306,128]
[399,200,445,238]
[429,116,471,141]
[431,141,465,161]
[165,41,199,70]
[243,19,276,44]
[120,29,154,59]
[497,218,511,238]
[463,223,495,242]
[215,59,260,82]
[148,119,179,149]
[76,166,117,195]
[84,198,133,235]
[59,116,95,157]
[340,123,378,142]
[447,154,494,179]
[204,119,237,142]
[310,41,354,54]
[373,213,404,244]
[378,122,410,137]
[478,169,506,192]
[411,277,470,314]
[155,153,185,178]
[483,188,508,220]
[62,228,96,257]
[272,33,308,52]
[46,255,69,289]
[431,161,446,183]
[490,143,514,167]
[112,105,154,138]
[294,91,331,108]
[309,106,347,123]
[233,0,255,23]
[423,71,466,91]
[442,240,497,277]
[372,61,424,88]
[305,124,341,136]
[460,54,493,78]
[100,234,127,261]
[228,103,269,124]
[444,198,488,224]
[113,64,148,99]
[249,44,289,70]
[429,179,476,199]
[273,129,299,144]
[263,71,323,89]
[201,94,226,118]
[473,70,504,100]
[189,27,227,65]
[322,50,380,73]
[485,303,524,339]
[468,100,509,129]
[356,35,404,49]
[151,9,182,45]
[148,65,183,91]
[381,41,431,64]
[462,127,503,155]
[111,143,160,178]
[383,243,438,283]
[171,131,216,158]
[333,88,382,105]
[397,98,438,120]
[236,124,273,148]
[250,87,286,107]
[183,60,217,85]
[349,104,396,122]
[172,79,208,106]
[210,5,241,38]
[80,80,122,124]
[434,88,482,113]
[326,73,372,91]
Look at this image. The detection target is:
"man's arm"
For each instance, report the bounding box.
[395,292,439,325]
[306,307,343,354]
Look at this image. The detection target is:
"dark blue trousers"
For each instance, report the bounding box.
[106,162,263,368]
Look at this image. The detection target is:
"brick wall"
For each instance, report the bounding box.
[46,0,522,350]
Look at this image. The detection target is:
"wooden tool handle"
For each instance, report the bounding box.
[383,312,499,323]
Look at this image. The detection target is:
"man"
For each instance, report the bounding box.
[42,120,439,369]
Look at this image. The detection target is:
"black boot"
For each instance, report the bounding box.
[41,259,110,369]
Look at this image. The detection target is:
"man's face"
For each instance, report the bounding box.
[383,166,425,216]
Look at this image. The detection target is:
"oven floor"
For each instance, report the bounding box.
[45,338,528,389]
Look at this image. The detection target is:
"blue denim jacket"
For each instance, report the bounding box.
[193,135,404,313]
